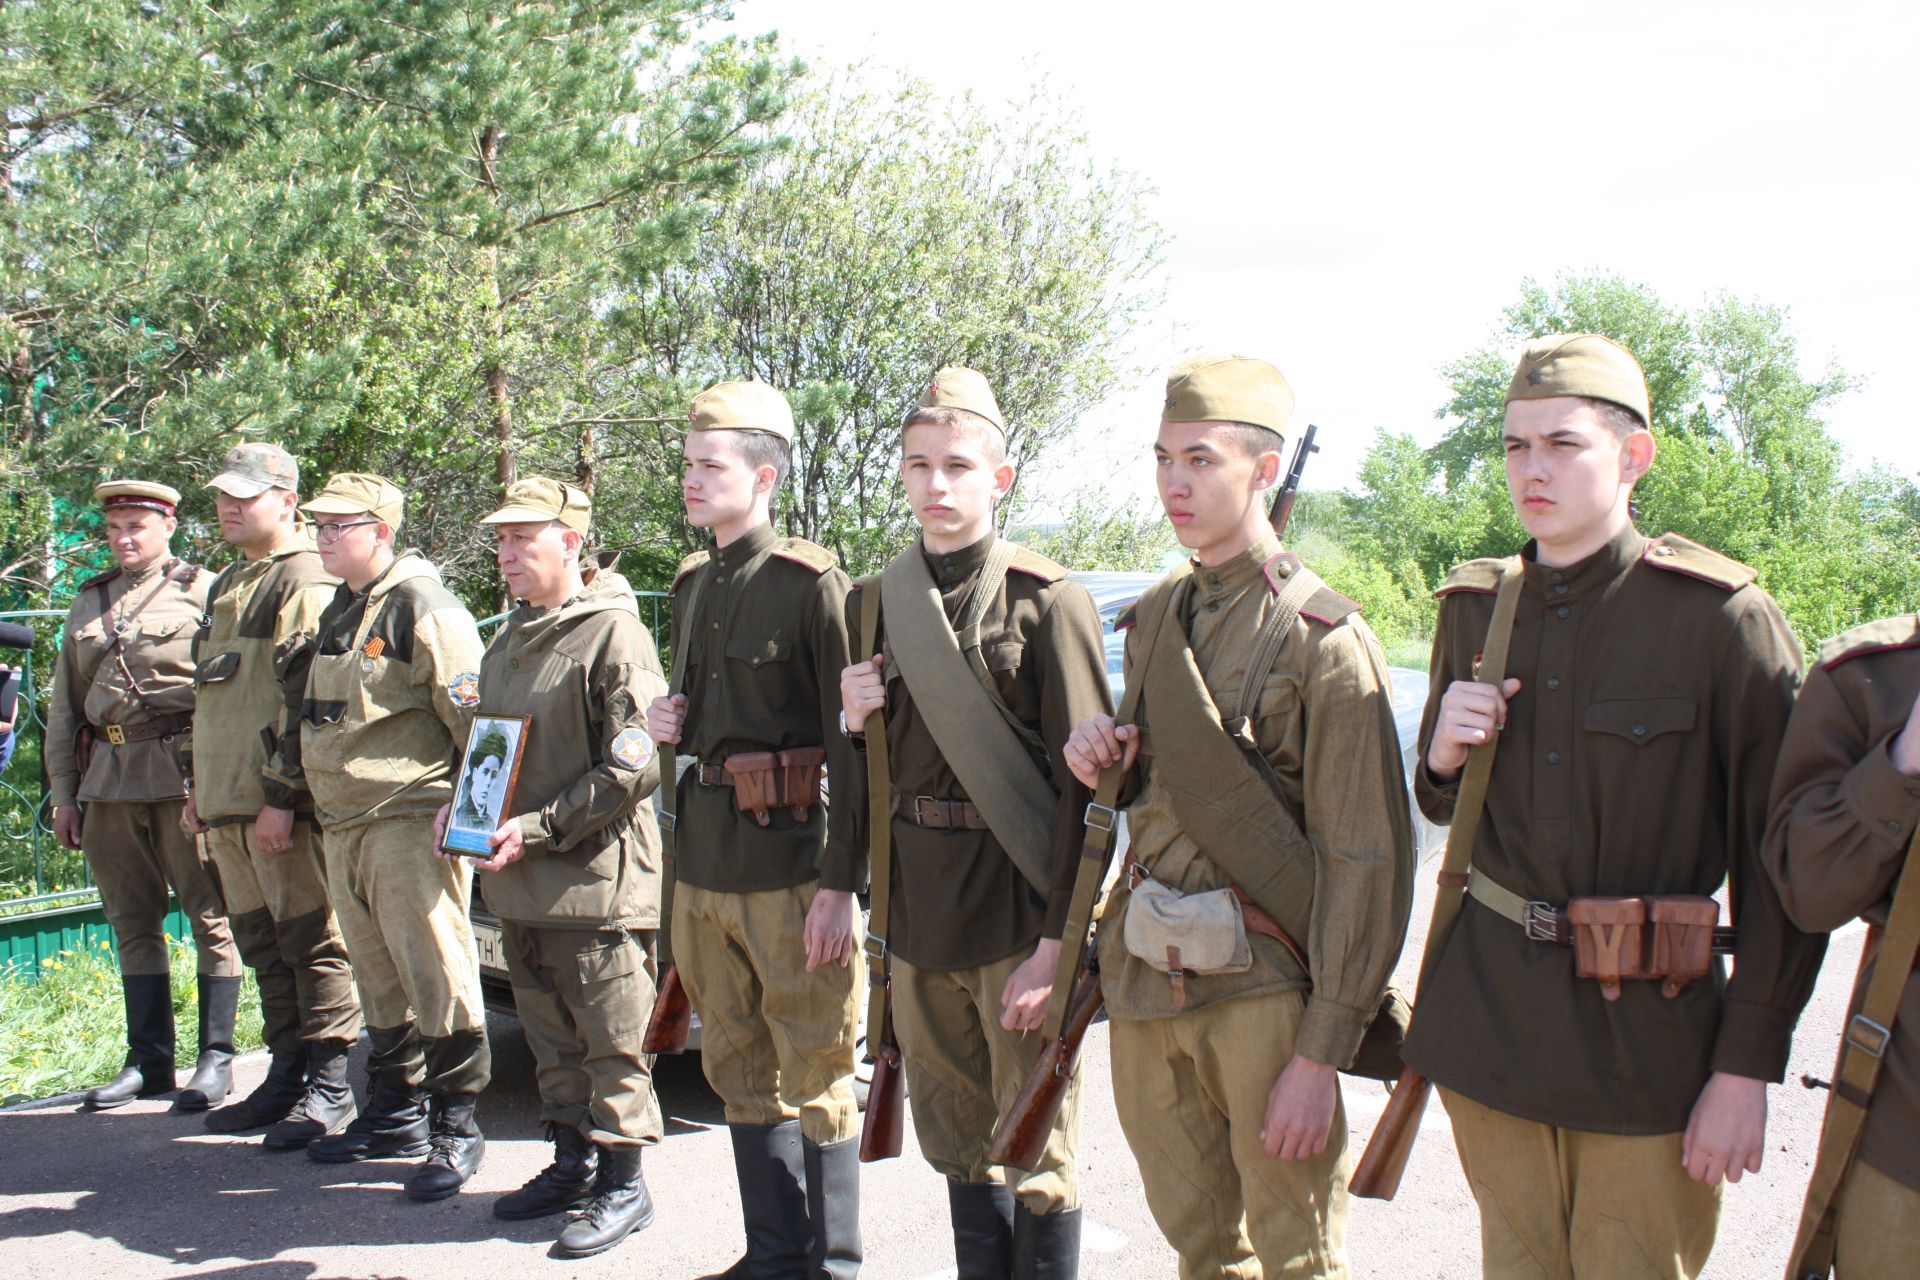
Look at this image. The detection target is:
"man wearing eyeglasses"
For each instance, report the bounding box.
[278,473,492,1202]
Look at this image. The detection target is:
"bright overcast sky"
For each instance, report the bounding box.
[734,0,1918,504]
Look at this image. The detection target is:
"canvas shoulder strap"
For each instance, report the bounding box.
[955,540,1051,761]
[880,545,1056,892]
[654,558,710,969]
[859,581,897,1048]
[1787,825,1920,1279]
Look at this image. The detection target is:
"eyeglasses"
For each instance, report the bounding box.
[314,519,381,541]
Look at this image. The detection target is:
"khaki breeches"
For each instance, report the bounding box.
[1440,1086,1722,1280]
[325,819,489,1094]
[674,880,861,1146]
[1833,1157,1920,1280]
[503,921,663,1147]
[205,819,358,1050]
[83,798,238,978]
[1110,989,1350,1280]
[891,950,1080,1214]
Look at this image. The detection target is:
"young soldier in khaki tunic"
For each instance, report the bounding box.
[1066,355,1415,1278]
[839,368,1111,1278]
[47,480,242,1111]
[448,478,668,1258]
[1764,614,1920,1278]
[187,445,362,1146]
[646,381,866,1279]
[287,473,492,1200]
[1404,334,1822,1279]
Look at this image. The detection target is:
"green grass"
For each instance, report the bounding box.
[1,934,265,1106]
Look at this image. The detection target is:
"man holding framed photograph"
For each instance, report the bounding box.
[436,477,668,1259]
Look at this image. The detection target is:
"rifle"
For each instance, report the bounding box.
[987,962,1102,1169]
[644,569,708,1056]
[1349,557,1523,1200]
[1267,423,1319,537]
[855,580,907,1162]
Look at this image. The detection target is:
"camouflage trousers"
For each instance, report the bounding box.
[83,798,239,978]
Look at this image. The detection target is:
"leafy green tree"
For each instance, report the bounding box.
[1017,490,1178,575]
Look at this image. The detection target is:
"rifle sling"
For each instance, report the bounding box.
[655,561,709,971]
[879,543,1055,893]
[1788,823,1920,1279]
[860,580,897,1050]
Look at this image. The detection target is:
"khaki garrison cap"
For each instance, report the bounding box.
[480,476,592,535]
[207,443,299,498]
[689,381,795,446]
[1162,353,1295,436]
[301,473,405,530]
[913,366,1006,433]
[95,479,181,515]
[1506,333,1651,427]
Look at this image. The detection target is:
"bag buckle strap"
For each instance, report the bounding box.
[1846,1014,1891,1060]
[1083,801,1118,833]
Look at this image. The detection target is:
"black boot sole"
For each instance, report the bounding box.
[551,1203,657,1259]
[307,1138,432,1164]
[262,1117,354,1151]
[493,1191,595,1221]
[84,1083,177,1111]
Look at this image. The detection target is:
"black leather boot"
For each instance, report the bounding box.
[263,1039,356,1149]
[205,1048,306,1132]
[494,1122,598,1220]
[699,1121,812,1279]
[307,1055,428,1163]
[948,1179,1015,1280]
[1012,1205,1081,1280]
[85,974,176,1110]
[553,1144,655,1258]
[804,1136,862,1279]
[404,1092,485,1200]
[175,974,242,1111]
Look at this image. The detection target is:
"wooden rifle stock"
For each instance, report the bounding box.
[642,964,692,1055]
[1349,1064,1431,1200]
[1267,423,1320,539]
[859,1040,906,1162]
[988,966,1104,1171]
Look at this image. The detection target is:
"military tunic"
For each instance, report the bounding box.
[1096,534,1414,1280]
[188,536,357,1050]
[46,557,238,979]
[478,568,668,1146]
[1763,615,1920,1195]
[841,533,1111,1212]
[668,521,865,1145]
[291,552,490,1096]
[1403,527,1821,1133]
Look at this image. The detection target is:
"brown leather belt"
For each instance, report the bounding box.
[894,792,990,830]
[1464,865,1738,953]
[94,713,193,746]
[694,761,733,788]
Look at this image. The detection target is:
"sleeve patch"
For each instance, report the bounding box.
[609,727,654,771]
[447,673,480,707]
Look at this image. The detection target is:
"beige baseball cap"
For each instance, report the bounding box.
[206,443,299,498]
[1505,333,1651,426]
[689,381,795,446]
[911,366,1006,433]
[1162,353,1295,436]
[301,473,405,530]
[95,479,181,515]
[480,476,592,535]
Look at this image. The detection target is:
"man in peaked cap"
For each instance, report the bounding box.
[188,445,362,1147]
[646,381,867,1278]
[838,366,1112,1276]
[284,473,493,1201]
[1064,354,1414,1277]
[1400,333,1822,1278]
[47,479,242,1112]
[447,477,668,1257]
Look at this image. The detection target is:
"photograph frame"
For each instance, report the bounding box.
[441,712,532,858]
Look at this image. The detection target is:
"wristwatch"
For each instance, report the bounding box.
[838,710,864,741]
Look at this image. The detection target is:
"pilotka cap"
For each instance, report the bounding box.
[301,473,405,530]
[1162,353,1295,436]
[1506,333,1652,427]
[911,366,1006,434]
[480,476,592,535]
[689,381,795,447]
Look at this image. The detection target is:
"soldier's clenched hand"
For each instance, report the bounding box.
[1426,677,1524,779]
[1261,1055,1338,1161]
[1000,937,1060,1032]
[839,654,885,735]
[54,804,83,849]
[254,805,295,854]
[180,794,209,836]
[646,692,687,746]
[1064,714,1140,790]
[1682,1071,1767,1186]
[803,888,856,971]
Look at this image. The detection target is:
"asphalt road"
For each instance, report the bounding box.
[0,860,1867,1279]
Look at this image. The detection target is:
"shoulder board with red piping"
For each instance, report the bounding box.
[1641,533,1756,591]
[1435,557,1506,598]
[1818,614,1920,672]
[1263,553,1360,625]
[78,566,123,591]
[1007,546,1067,584]
[671,550,709,592]
[768,537,838,575]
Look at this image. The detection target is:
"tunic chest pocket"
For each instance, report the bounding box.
[725,636,792,668]
[1583,697,1697,745]
[726,635,794,711]
[194,651,242,685]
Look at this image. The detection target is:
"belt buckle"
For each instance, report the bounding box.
[1847,1014,1891,1060]
[911,795,942,826]
[1522,901,1559,943]
[104,724,127,746]
[696,762,722,787]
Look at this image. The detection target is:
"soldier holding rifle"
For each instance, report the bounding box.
[838,368,1111,1278]
[1062,354,1414,1278]
[1389,334,1821,1278]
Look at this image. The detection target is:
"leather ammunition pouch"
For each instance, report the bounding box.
[1567,895,1719,1001]
[711,747,827,826]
